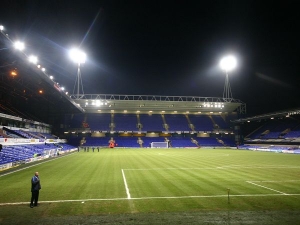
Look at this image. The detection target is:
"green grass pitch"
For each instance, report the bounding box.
[1,148,300,224]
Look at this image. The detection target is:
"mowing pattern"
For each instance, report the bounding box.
[1,149,300,212]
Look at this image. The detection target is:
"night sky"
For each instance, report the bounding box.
[1,0,300,116]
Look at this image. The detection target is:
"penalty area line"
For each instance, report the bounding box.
[247,181,287,195]
[121,169,131,199]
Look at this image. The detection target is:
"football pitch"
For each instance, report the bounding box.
[1,148,300,224]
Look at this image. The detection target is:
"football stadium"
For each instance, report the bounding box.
[1,16,300,225]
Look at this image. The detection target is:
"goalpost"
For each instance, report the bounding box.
[151,142,168,148]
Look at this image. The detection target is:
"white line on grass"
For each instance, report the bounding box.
[124,166,300,171]
[218,165,300,169]
[0,153,75,177]
[124,167,224,171]
[1,193,300,206]
[246,181,287,195]
[121,169,131,199]
[248,180,300,183]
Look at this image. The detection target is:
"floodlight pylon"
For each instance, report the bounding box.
[220,55,236,102]
[70,49,86,99]
[223,71,233,102]
[72,62,85,99]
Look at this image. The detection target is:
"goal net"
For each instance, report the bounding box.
[151,142,168,148]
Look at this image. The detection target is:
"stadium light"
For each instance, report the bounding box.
[220,55,237,101]
[0,25,4,31]
[28,55,38,64]
[14,41,25,51]
[10,70,17,76]
[220,55,237,72]
[69,48,86,99]
[69,48,86,64]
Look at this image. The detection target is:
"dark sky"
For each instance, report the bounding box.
[1,0,300,116]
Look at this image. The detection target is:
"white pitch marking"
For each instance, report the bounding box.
[249,180,300,183]
[0,153,75,177]
[247,181,287,195]
[219,165,300,169]
[123,165,300,171]
[124,167,224,171]
[121,169,131,199]
[1,193,300,206]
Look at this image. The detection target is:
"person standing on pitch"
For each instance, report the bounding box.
[30,172,41,208]
[164,137,172,148]
[108,137,115,148]
[137,137,144,148]
[191,138,201,148]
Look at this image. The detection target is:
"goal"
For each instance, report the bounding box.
[151,142,168,148]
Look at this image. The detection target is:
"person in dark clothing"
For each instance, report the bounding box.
[30,172,41,208]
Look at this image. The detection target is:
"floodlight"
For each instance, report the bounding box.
[14,41,25,51]
[28,55,38,64]
[69,48,86,64]
[95,100,101,106]
[41,68,46,72]
[0,25,4,31]
[220,55,237,72]
[49,75,54,80]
